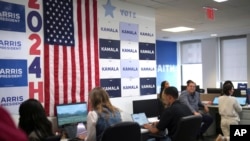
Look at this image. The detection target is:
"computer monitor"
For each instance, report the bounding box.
[236,97,246,106]
[56,102,88,127]
[181,85,200,92]
[246,88,250,104]
[132,99,160,118]
[207,88,222,94]
[232,89,242,97]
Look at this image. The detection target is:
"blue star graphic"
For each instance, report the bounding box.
[103,0,116,18]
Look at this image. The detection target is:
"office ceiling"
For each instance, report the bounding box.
[122,0,250,42]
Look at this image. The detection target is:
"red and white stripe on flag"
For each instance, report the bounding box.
[44,0,99,116]
[206,8,215,20]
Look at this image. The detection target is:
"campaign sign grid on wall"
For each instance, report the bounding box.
[98,0,156,97]
[0,0,44,114]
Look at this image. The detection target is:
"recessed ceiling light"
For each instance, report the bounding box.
[162,26,195,32]
[213,0,228,3]
[210,34,217,37]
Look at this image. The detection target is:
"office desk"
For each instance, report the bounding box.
[141,128,150,141]
[205,105,250,136]
[140,117,158,141]
[60,128,150,141]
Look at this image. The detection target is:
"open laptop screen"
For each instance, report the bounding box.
[131,113,149,126]
[212,97,219,105]
[212,96,246,106]
[236,97,246,106]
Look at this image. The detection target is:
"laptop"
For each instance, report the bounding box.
[212,97,219,105]
[212,96,246,106]
[236,97,246,106]
[131,112,150,127]
[64,123,87,140]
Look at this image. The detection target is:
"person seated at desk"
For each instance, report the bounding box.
[157,81,170,118]
[221,80,234,96]
[178,80,213,139]
[79,87,122,141]
[18,99,55,141]
[158,81,170,100]
[143,86,193,141]
[218,83,242,138]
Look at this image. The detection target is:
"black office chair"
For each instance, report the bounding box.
[42,135,61,141]
[100,121,141,141]
[148,115,202,141]
[172,115,202,141]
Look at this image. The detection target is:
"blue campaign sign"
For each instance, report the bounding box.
[120,59,139,78]
[0,1,26,32]
[99,39,120,59]
[100,78,121,98]
[140,77,156,95]
[119,22,139,42]
[0,59,28,87]
[156,40,177,92]
[139,43,155,60]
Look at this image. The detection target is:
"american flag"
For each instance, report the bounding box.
[43,0,99,116]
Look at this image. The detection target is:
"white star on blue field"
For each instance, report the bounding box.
[103,0,116,18]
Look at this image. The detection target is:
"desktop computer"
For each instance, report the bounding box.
[56,102,88,139]
[132,99,160,118]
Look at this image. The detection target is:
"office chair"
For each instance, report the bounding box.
[42,135,61,141]
[100,121,141,141]
[148,115,202,141]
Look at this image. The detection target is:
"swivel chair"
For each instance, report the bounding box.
[148,115,202,141]
[43,135,61,141]
[100,121,141,141]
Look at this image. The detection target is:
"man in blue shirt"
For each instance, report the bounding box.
[179,80,213,139]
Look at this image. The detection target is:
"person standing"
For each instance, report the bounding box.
[144,86,193,141]
[179,80,213,139]
[218,83,242,137]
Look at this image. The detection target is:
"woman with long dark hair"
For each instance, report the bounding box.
[157,81,170,117]
[159,81,170,99]
[19,99,54,141]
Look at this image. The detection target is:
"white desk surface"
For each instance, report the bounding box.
[148,117,159,123]
[207,104,250,109]
[141,128,149,133]
[60,127,150,141]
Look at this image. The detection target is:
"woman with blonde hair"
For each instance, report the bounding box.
[83,87,121,141]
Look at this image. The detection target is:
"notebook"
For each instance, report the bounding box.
[212,96,246,106]
[131,112,150,127]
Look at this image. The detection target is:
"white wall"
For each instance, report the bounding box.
[201,38,219,91]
